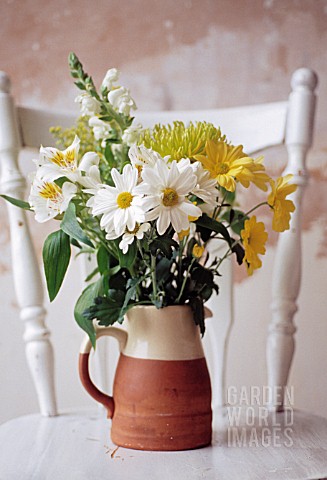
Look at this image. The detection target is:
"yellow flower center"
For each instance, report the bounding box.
[117,191,133,209]
[217,162,229,174]
[49,151,66,167]
[162,188,179,207]
[50,149,77,170]
[65,148,77,167]
[126,224,140,235]
[39,182,62,201]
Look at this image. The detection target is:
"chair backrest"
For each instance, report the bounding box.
[0,68,317,418]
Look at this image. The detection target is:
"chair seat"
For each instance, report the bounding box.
[0,409,326,480]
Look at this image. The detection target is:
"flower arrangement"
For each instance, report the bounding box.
[2,54,297,346]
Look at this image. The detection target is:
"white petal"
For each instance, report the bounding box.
[170,207,189,232]
[79,152,100,171]
[135,222,151,239]
[157,208,170,235]
[178,201,202,218]
[64,135,80,156]
[37,164,63,182]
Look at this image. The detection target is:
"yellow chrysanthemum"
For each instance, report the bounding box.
[195,140,271,193]
[138,121,225,161]
[194,140,249,192]
[267,175,297,232]
[241,216,268,276]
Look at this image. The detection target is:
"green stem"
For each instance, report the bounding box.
[214,191,228,220]
[230,201,268,227]
[175,258,196,304]
[213,238,242,273]
[151,254,158,300]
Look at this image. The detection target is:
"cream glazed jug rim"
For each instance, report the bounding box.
[126,304,213,318]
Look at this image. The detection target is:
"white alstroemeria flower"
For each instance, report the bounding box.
[108,86,136,116]
[88,116,113,141]
[36,136,100,187]
[135,159,202,235]
[101,68,120,90]
[119,222,151,253]
[91,164,146,237]
[122,124,143,146]
[128,144,165,173]
[75,92,101,117]
[78,152,102,196]
[178,158,218,204]
[28,176,77,223]
[36,135,81,183]
[79,151,100,172]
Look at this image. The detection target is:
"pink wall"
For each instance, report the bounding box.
[2,0,326,233]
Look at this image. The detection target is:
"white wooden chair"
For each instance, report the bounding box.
[1,68,327,480]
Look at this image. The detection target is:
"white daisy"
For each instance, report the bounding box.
[91,164,146,237]
[135,159,202,235]
[177,158,218,205]
[29,176,77,223]
[119,222,151,253]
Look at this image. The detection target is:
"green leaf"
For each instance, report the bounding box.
[232,241,245,265]
[74,277,105,348]
[104,144,115,166]
[74,81,86,90]
[223,209,248,236]
[196,215,231,245]
[186,237,197,257]
[0,194,32,210]
[189,296,205,336]
[156,257,173,284]
[43,230,71,302]
[117,240,137,269]
[122,277,142,310]
[83,289,126,327]
[54,177,69,188]
[61,202,94,248]
[84,267,99,282]
[97,245,109,275]
[221,188,236,206]
[149,235,179,259]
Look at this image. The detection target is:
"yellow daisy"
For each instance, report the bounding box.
[194,140,254,192]
[241,216,268,276]
[267,175,297,232]
[236,155,271,191]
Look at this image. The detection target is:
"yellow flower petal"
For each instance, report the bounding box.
[192,243,205,258]
[241,216,268,276]
[268,175,297,232]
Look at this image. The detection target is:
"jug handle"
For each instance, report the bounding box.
[78,327,128,419]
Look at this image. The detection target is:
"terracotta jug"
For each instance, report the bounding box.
[79,305,212,451]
